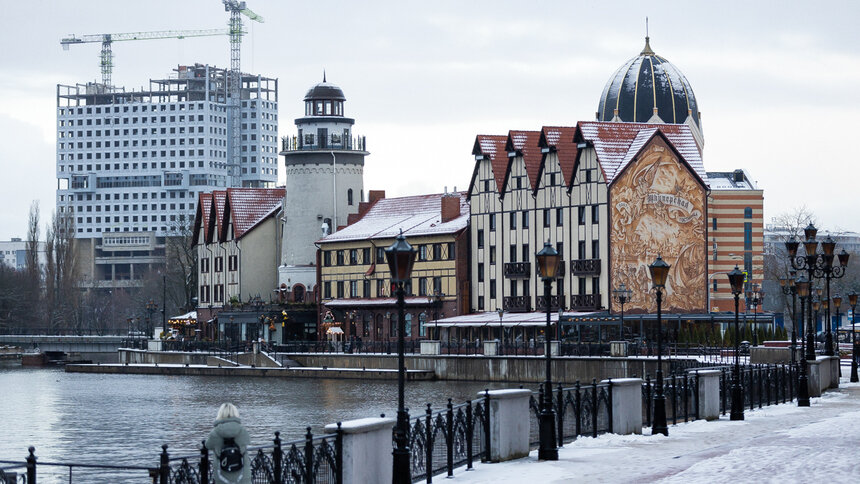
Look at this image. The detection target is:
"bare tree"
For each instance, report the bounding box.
[24,201,43,330]
[45,210,80,333]
[166,214,198,313]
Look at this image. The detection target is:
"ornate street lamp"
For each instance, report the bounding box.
[497,308,504,356]
[779,273,798,367]
[727,266,746,420]
[833,294,843,358]
[649,255,670,436]
[145,299,158,339]
[746,283,764,346]
[849,291,858,383]
[385,230,417,484]
[613,283,633,342]
[796,276,811,406]
[785,225,850,357]
[536,241,560,460]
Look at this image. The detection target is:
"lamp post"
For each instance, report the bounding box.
[145,299,158,339]
[833,294,843,360]
[746,283,763,346]
[785,225,850,357]
[612,283,632,342]
[727,266,746,420]
[497,308,504,355]
[385,231,417,484]
[536,241,560,460]
[779,273,798,366]
[649,256,670,436]
[796,276,811,406]
[849,291,858,383]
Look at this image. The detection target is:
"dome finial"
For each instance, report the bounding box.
[641,17,655,55]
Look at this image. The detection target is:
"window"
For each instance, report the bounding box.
[556,208,564,226]
[377,279,386,297]
[433,277,442,295]
[200,258,210,273]
[744,222,753,250]
[377,247,385,263]
[214,284,224,303]
[523,280,529,297]
[543,209,551,227]
[362,248,370,264]
[390,313,397,337]
[447,242,455,260]
[419,312,427,337]
[478,263,484,282]
[489,213,496,231]
[337,281,345,298]
[432,244,442,260]
[712,217,717,231]
[578,206,586,225]
[713,280,718,293]
[578,241,586,259]
[522,211,529,228]
[350,280,358,298]
[510,211,517,229]
[419,245,427,261]
[510,279,518,297]
[405,313,412,337]
[477,229,484,248]
[490,280,496,299]
[324,282,332,298]
[323,251,331,266]
[336,251,344,266]
[228,255,237,271]
[744,207,752,219]
[592,205,599,224]
[591,240,599,258]
[363,281,371,298]
[419,277,427,296]
[509,244,517,263]
[350,249,358,265]
[585,169,592,183]
[214,256,223,272]
[199,285,210,303]
[478,297,485,310]
[490,246,496,265]
[347,188,354,206]
[578,278,586,295]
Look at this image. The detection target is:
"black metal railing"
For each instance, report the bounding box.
[536,295,561,312]
[570,294,601,311]
[0,447,156,483]
[161,427,342,484]
[503,296,532,313]
[527,379,612,448]
[571,259,601,276]
[503,262,531,279]
[407,394,489,483]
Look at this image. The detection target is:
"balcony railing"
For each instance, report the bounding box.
[281,135,367,152]
[504,262,531,279]
[570,293,601,311]
[536,295,562,312]
[571,259,601,276]
[503,296,532,313]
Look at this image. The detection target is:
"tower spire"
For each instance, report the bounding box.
[323,69,326,83]
[641,17,655,56]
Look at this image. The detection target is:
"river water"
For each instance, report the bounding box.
[0,364,510,482]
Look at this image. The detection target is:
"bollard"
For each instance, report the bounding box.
[199,440,209,483]
[273,432,282,484]
[304,427,314,482]
[446,399,454,478]
[465,400,474,470]
[425,404,433,483]
[159,445,169,484]
[556,383,565,447]
[26,446,36,484]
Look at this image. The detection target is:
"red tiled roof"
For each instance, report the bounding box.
[320,192,469,243]
[576,121,707,185]
[539,126,578,186]
[225,188,285,239]
[472,135,509,195]
[506,130,542,191]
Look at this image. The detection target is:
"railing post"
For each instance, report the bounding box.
[682,373,689,423]
[304,427,314,482]
[556,383,564,447]
[425,404,433,483]
[465,400,474,470]
[26,446,36,484]
[591,379,598,438]
[574,381,582,436]
[758,366,763,409]
[483,390,491,463]
[159,445,169,484]
[273,431,283,484]
[200,440,210,484]
[607,378,614,434]
[335,423,343,484]
[693,371,700,421]
[643,376,651,427]
[446,399,454,478]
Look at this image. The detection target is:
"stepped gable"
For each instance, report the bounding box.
[225,188,286,239]
[539,126,578,187]
[319,192,469,243]
[471,135,509,195]
[506,130,542,192]
[576,121,707,185]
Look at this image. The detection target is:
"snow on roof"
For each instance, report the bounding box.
[577,121,708,185]
[539,126,579,186]
[192,193,213,245]
[226,188,285,239]
[319,192,469,244]
[507,130,542,191]
[706,170,758,190]
[473,134,509,193]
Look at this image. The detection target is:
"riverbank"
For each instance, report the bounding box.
[66,362,436,380]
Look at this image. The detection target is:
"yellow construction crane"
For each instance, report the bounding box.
[60,29,235,87]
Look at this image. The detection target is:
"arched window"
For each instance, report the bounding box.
[419,312,427,337]
[375,314,383,340]
[405,313,413,338]
[347,188,354,206]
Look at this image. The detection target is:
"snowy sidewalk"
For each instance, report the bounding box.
[445,379,860,483]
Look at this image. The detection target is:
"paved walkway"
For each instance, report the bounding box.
[446,379,860,483]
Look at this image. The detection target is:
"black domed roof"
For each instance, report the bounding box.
[304,80,345,102]
[597,37,700,130]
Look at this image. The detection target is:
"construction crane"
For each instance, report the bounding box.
[60,29,234,87]
[223,0,264,186]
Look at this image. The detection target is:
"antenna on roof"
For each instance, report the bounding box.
[323,69,326,83]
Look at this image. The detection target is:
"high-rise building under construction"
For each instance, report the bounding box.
[55,64,278,289]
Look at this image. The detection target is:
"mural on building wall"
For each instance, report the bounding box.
[609,137,706,313]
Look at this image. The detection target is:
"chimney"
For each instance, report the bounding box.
[441,194,460,223]
[368,190,385,205]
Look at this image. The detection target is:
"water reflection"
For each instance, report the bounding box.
[0,366,510,474]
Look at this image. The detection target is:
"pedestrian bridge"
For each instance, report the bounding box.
[0,335,126,353]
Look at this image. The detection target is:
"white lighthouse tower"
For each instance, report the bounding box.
[278,76,368,300]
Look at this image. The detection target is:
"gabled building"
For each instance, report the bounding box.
[193,187,284,335]
[317,191,469,341]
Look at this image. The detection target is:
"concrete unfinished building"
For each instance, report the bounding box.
[56,64,278,289]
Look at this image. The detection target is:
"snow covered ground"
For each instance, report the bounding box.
[444,370,860,483]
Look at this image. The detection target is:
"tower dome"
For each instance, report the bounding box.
[597,37,701,133]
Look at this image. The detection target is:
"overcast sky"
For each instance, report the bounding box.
[1,0,858,240]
